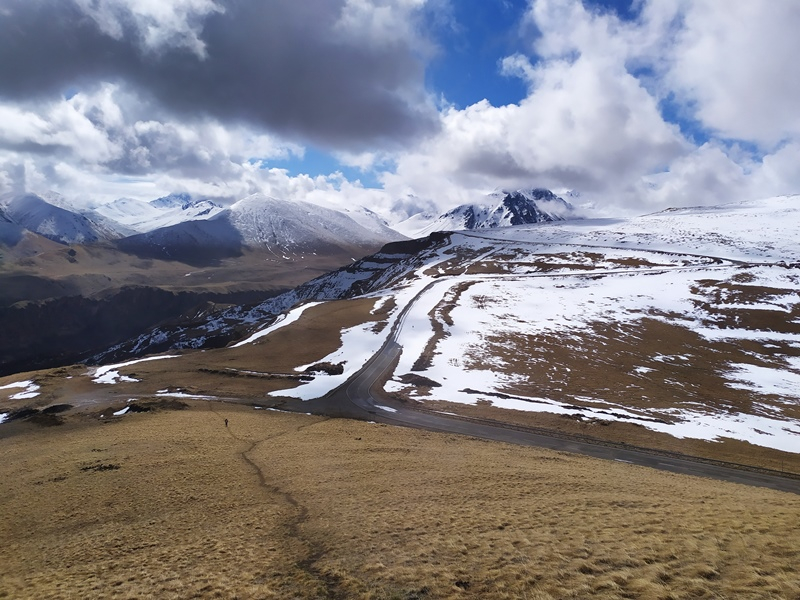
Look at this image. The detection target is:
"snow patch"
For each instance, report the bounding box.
[92,355,178,385]
[1,380,41,400]
[156,392,217,399]
[275,320,390,400]
[725,363,800,399]
[232,302,321,348]
[0,380,34,390]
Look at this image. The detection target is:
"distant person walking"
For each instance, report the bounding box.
[224,418,228,428]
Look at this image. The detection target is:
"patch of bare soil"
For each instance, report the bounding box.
[4,407,796,599]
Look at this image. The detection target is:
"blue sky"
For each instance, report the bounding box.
[278,0,537,187]
[427,0,531,109]
[281,0,648,189]
[1,0,799,217]
[276,0,710,195]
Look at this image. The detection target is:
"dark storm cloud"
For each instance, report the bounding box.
[0,0,440,151]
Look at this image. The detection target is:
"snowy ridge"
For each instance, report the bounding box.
[467,194,800,263]
[0,194,107,244]
[395,188,574,237]
[113,193,405,261]
[93,234,451,361]
[227,194,405,251]
[93,195,224,234]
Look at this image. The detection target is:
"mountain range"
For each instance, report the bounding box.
[115,194,406,264]
[0,187,575,256]
[1,193,105,245]
[0,186,576,375]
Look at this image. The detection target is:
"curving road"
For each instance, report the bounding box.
[283,245,800,496]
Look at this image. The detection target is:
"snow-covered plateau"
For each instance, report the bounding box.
[269,195,800,453]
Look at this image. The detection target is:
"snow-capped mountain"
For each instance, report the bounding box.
[313,200,404,241]
[394,188,575,237]
[93,198,161,225]
[149,192,194,210]
[228,194,405,250]
[0,194,107,245]
[116,193,406,263]
[92,194,224,234]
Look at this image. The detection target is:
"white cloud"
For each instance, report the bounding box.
[380,0,688,212]
[335,0,429,48]
[0,96,120,164]
[752,143,800,196]
[0,84,302,203]
[72,0,224,56]
[661,0,800,148]
[3,0,800,221]
[638,143,749,209]
[378,0,800,215]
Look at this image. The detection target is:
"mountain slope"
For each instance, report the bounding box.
[94,233,450,361]
[0,206,25,247]
[116,193,406,265]
[228,194,405,250]
[92,195,224,234]
[115,215,246,263]
[395,188,574,237]
[1,194,107,245]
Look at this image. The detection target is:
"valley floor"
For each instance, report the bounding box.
[1,402,798,599]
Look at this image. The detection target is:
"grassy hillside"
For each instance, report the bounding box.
[0,403,797,599]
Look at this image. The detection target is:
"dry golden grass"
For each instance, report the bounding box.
[1,404,798,599]
[463,313,800,473]
[0,404,332,599]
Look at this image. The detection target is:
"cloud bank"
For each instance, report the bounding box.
[1,0,799,220]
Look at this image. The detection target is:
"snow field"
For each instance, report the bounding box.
[469,195,800,262]
[262,217,800,451]
[379,254,800,452]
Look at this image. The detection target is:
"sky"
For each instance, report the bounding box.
[1,0,800,221]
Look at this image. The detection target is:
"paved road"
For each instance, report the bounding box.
[283,248,800,496]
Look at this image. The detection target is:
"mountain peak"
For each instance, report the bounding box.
[1,193,104,245]
[149,192,194,210]
[396,187,575,237]
[491,187,559,202]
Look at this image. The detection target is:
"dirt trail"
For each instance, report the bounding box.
[207,402,345,598]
